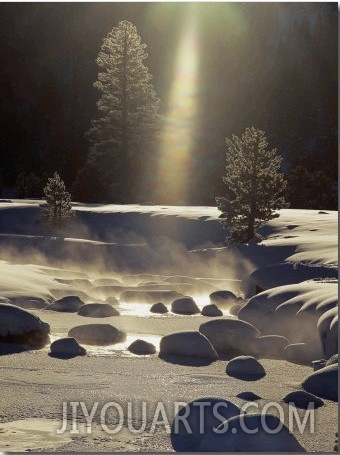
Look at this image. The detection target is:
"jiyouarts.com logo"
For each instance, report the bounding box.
[56,398,315,438]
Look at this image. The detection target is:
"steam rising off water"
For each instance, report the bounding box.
[0,206,249,358]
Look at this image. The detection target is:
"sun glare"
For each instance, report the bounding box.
[155,13,200,204]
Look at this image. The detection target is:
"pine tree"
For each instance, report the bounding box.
[216,127,288,245]
[42,172,74,227]
[81,20,160,202]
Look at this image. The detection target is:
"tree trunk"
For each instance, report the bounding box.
[248,151,257,241]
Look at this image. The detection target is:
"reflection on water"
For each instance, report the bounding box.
[116,294,224,316]
[117,302,161,317]
[49,333,161,357]
[83,333,162,357]
[47,291,232,358]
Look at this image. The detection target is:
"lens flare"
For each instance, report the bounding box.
[155,14,200,204]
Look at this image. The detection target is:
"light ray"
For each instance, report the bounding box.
[155,13,200,204]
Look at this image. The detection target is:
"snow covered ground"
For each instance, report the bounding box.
[0,200,337,452]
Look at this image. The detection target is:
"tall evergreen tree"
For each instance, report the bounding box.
[216,127,288,245]
[42,172,74,227]
[78,20,160,202]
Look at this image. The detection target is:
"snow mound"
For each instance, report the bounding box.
[199,318,260,355]
[50,337,86,358]
[0,261,63,302]
[171,297,200,315]
[159,331,218,360]
[243,262,337,298]
[128,339,156,355]
[0,303,50,347]
[326,354,338,366]
[171,397,241,452]
[317,307,338,358]
[68,324,126,346]
[209,290,237,308]
[77,303,119,317]
[226,356,266,380]
[199,413,305,452]
[283,391,324,409]
[302,363,338,401]
[201,304,223,317]
[252,209,337,268]
[50,288,91,302]
[150,302,168,314]
[252,335,289,359]
[7,296,49,310]
[284,343,322,365]
[46,295,84,313]
[238,279,338,359]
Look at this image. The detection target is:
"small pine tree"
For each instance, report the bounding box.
[216,127,288,245]
[42,172,74,227]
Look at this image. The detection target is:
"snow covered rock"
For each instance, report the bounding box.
[312,359,326,371]
[199,318,260,355]
[50,337,86,358]
[128,339,156,355]
[171,297,200,315]
[252,335,289,359]
[242,263,337,299]
[239,280,337,356]
[317,307,338,358]
[50,289,91,303]
[199,413,305,452]
[284,343,322,365]
[68,324,126,345]
[226,356,266,380]
[283,391,324,409]
[326,353,338,366]
[159,331,218,360]
[77,303,119,317]
[46,295,84,313]
[8,296,49,310]
[201,304,223,317]
[171,397,241,451]
[238,286,296,333]
[150,302,168,314]
[302,363,338,401]
[0,303,50,347]
[209,290,237,308]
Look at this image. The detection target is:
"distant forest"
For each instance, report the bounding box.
[0,3,337,208]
